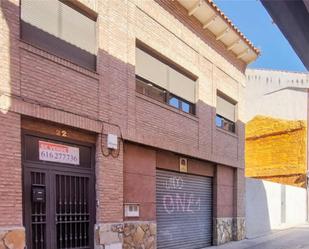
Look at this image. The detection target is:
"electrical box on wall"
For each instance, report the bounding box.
[107,134,118,149]
[124,203,140,217]
[179,157,188,173]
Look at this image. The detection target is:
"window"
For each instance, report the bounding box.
[216,114,235,133]
[136,77,195,114]
[216,94,236,133]
[136,76,166,103]
[168,95,195,114]
[168,96,180,109]
[135,46,196,115]
[20,0,97,70]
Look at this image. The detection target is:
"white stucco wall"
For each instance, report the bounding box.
[246,178,307,239]
[286,185,307,225]
[245,69,309,122]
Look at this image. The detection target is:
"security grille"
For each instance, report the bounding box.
[23,132,95,249]
[56,175,90,249]
[156,170,213,249]
[30,172,47,249]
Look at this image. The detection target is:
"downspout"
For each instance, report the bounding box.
[306,88,309,222]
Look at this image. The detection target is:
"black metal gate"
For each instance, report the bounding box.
[22,131,95,249]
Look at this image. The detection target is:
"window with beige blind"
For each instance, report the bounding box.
[20,0,97,70]
[135,47,196,115]
[216,93,237,133]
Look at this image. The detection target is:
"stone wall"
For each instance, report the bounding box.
[123,223,156,249]
[233,217,246,241]
[213,217,233,245]
[96,222,156,249]
[0,228,25,249]
[213,217,245,245]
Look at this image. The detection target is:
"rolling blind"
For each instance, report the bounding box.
[217,95,236,122]
[168,67,195,103]
[21,0,96,55]
[21,0,59,37]
[60,3,96,54]
[136,48,196,103]
[135,48,168,89]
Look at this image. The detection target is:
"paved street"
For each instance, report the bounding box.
[211,225,309,249]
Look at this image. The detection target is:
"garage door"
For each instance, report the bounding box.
[156,170,213,249]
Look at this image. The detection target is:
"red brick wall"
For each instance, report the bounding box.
[0,0,245,227]
[124,142,216,221]
[156,150,215,177]
[0,112,22,226]
[124,143,157,221]
[20,48,99,118]
[132,94,242,168]
[155,0,246,73]
[123,0,244,169]
[234,168,245,217]
[0,0,124,227]
[134,95,199,154]
[1,0,244,168]
[214,165,235,218]
[96,136,124,223]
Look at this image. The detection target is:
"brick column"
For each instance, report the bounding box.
[233,168,246,241]
[0,111,25,249]
[0,112,22,227]
[95,132,124,249]
[213,165,234,245]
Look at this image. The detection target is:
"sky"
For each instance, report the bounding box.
[214,0,307,72]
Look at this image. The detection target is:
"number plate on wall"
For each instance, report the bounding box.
[39,141,80,165]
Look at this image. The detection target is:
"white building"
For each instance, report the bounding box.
[245,68,309,238]
[245,68,309,122]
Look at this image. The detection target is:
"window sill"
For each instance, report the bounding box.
[136,92,199,122]
[216,126,238,138]
[19,40,99,79]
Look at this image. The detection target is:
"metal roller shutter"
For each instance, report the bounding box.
[156,170,213,249]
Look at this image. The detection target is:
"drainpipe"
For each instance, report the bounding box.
[307,89,309,222]
[306,171,309,222]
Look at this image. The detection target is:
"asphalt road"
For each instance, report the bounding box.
[211,225,309,249]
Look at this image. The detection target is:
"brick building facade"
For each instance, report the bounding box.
[0,0,258,248]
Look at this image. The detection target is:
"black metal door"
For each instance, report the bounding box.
[55,173,92,249]
[23,131,95,249]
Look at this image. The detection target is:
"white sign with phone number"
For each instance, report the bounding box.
[39,141,80,165]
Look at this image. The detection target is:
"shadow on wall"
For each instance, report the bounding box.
[0,0,14,114]
[246,178,271,239]
[1,0,246,167]
[155,0,246,73]
[0,0,129,227]
[1,1,247,248]
[246,177,308,239]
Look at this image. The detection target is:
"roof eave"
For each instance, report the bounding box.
[177,0,260,65]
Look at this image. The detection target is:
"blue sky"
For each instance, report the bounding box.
[214,0,307,72]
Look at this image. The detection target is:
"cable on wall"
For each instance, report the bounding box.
[0,91,124,158]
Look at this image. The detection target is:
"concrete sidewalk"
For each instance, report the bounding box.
[210,224,309,249]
